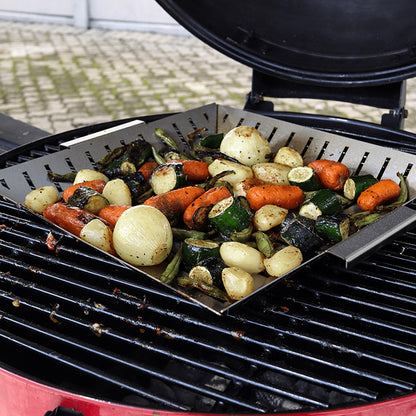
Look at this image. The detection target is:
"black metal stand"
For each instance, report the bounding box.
[244,70,408,130]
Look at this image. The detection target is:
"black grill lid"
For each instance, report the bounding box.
[158,0,416,87]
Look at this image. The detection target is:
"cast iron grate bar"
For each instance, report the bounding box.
[0,295,325,411]
[1,192,416,411]
[0,328,191,412]
[0,249,391,400]
[0,267,371,405]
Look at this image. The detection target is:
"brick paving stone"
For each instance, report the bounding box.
[1,20,416,138]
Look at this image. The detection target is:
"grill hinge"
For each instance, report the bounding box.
[244,70,408,129]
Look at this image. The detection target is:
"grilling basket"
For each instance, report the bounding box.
[3,1,416,415]
[1,103,416,314]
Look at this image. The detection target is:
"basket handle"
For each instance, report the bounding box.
[327,203,416,267]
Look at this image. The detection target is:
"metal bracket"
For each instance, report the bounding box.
[244,70,408,129]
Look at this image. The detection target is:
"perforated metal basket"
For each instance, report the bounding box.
[2,104,416,314]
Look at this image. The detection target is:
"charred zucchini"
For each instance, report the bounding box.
[98,138,152,175]
[299,189,343,220]
[280,213,323,255]
[208,196,252,236]
[343,175,378,201]
[182,238,220,269]
[150,162,187,195]
[316,214,350,243]
[67,186,109,214]
[188,257,226,288]
[287,166,320,191]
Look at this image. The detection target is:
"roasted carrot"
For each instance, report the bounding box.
[357,179,402,211]
[62,180,106,203]
[183,186,232,228]
[246,185,305,211]
[138,161,158,181]
[143,186,205,221]
[98,205,131,228]
[167,159,210,181]
[43,202,101,236]
[307,159,350,191]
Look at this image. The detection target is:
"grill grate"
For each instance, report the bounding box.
[1,195,416,413]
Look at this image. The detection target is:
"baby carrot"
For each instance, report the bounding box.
[246,185,305,211]
[357,179,401,211]
[183,186,232,228]
[98,205,131,228]
[138,161,158,181]
[307,159,350,191]
[62,180,106,203]
[43,202,101,236]
[167,159,210,181]
[143,186,205,221]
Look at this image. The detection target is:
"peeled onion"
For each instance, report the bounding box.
[220,126,271,166]
[113,205,173,266]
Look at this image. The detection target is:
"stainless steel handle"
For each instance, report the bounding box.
[327,204,416,268]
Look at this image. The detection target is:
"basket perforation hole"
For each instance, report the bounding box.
[104,145,111,153]
[377,157,391,180]
[22,171,35,190]
[120,139,126,145]
[64,157,77,172]
[254,122,261,129]
[236,118,245,127]
[300,137,314,157]
[337,146,349,163]
[316,140,329,160]
[404,163,414,179]
[222,113,228,123]
[188,117,197,130]
[0,179,9,190]
[85,151,97,169]
[171,123,188,149]
[353,152,369,175]
[44,164,63,192]
[284,132,295,146]
[267,127,278,143]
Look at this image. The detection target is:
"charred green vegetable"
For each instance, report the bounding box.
[182,238,220,270]
[280,213,323,255]
[188,257,226,289]
[98,138,152,176]
[208,196,252,237]
[315,214,350,243]
[67,186,109,214]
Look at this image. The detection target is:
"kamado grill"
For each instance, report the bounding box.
[2,1,416,415]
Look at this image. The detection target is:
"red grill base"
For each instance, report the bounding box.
[1,367,416,416]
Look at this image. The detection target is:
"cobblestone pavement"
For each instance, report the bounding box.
[1,21,416,135]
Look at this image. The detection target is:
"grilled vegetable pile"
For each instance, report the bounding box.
[24,126,408,303]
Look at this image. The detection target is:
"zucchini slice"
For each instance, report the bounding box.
[189,257,226,288]
[343,175,378,201]
[280,213,323,255]
[316,214,350,243]
[67,186,109,214]
[288,166,320,191]
[182,238,220,269]
[208,196,252,236]
[150,162,187,195]
[299,189,343,220]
